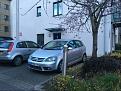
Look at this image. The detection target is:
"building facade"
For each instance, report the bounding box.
[0,0,11,37]
[11,0,113,56]
[112,0,121,45]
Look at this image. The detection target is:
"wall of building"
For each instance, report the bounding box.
[0,0,11,37]
[10,0,112,56]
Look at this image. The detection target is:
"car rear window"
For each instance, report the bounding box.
[0,37,13,41]
[0,42,12,49]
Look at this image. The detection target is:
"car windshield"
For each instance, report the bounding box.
[0,42,12,49]
[43,41,68,50]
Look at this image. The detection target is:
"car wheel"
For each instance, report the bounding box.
[57,61,63,73]
[13,56,23,66]
[82,54,87,62]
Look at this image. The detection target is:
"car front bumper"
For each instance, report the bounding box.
[28,59,57,71]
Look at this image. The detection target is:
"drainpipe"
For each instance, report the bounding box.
[16,0,19,40]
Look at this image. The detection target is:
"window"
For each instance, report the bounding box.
[0,42,12,49]
[4,26,9,32]
[16,42,27,48]
[37,6,41,17]
[53,1,62,16]
[67,41,76,49]
[4,15,9,21]
[4,4,9,10]
[74,40,83,48]
[53,33,61,40]
[26,41,39,48]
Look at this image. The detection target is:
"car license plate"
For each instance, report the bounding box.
[32,63,39,67]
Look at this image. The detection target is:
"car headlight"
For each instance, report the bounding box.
[45,56,57,62]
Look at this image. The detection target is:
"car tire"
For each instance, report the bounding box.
[57,61,63,73]
[82,54,87,62]
[12,56,23,66]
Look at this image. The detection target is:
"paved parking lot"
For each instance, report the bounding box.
[0,62,56,90]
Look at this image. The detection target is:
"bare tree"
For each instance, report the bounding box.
[61,0,121,58]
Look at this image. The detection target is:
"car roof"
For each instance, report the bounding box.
[0,40,33,43]
[52,39,80,42]
[52,39,74,42]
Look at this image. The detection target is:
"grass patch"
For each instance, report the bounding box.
[43,55,121,91]
[43,72,121,91]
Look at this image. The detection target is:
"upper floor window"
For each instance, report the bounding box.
[4,26,9,32]
[37,6,41,17]
[4,15,9,21]
[53,0,62,16]
[4,4,9,10]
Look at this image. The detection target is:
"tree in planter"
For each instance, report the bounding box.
[61,0,121,57]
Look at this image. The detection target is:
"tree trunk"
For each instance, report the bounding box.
[92,31,98,58]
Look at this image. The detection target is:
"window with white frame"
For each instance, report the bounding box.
[53,0,62,16]
[4,4,9,10]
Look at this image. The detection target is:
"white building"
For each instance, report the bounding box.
[10,0,113,56]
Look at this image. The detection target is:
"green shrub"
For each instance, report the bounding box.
[81,57,121,78]
[111,51,121,58]
[67,64,84,79]
[115,44,121,50]
[44,73,121,91]
[43,57,121,91]
[86,73,121,91]
[44,75,85,91]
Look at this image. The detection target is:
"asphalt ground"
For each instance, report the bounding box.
[0,62,56,91]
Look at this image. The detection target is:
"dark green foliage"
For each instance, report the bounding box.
[115,44,121,50]
[43,72,121,91]
[43,56,121,91]
[43,75,84,91]
[81,56,121,78]
[111,50,121,59]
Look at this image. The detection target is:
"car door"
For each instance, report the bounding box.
[74,40,84,60]
[16,41,28,60]
[67,40,77,64]
[25,41,39,57]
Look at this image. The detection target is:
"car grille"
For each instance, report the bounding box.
[31,57,44,62]
[29,64,42,70]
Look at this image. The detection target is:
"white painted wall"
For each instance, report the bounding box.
[10,0,112,56]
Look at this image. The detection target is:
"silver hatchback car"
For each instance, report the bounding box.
[28,39,86,72]
[0,40,40,66]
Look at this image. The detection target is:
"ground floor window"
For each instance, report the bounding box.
[53,33,61,40]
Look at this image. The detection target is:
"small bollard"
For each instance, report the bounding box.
[62,45,68,76]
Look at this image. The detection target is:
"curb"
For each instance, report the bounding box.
[34,77,53,91]
[33,63,85,91]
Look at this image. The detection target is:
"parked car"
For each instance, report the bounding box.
[28,39,86,72]
[0,36,13,41]
[0,40,40,66]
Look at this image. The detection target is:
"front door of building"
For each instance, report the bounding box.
[53,33,61,40]
[37,34,44,46]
